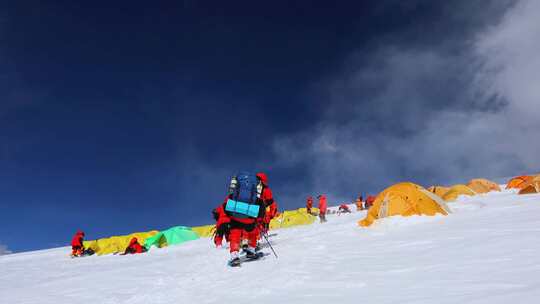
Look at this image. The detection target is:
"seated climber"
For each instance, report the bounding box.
[123,237,147,255]
[338,204,352,214]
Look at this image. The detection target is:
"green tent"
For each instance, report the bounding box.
[144,226,199,250]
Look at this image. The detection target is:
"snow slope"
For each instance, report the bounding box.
[1,189,540,304]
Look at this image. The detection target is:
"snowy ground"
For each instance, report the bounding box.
[1,189,540,304]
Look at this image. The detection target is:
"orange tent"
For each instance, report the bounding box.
[506,176,533,190]
[518,175,540,195]
[442,184,476,202]
[427,186,450,198]
[358,182,450,227]
[467,178,501,194]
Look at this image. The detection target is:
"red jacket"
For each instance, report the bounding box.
[71,230,85,247]
[257,173,278,224]
[264,198,278,224]
[366,195,376,206]
[125,237,144,254]
[306,196,313,209]
[318,195,328,214]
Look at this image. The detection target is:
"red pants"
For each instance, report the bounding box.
[229,226,259,253]
[72,246,83,256]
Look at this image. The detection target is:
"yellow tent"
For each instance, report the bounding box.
[84,230,159,255]
[467,178,501,194]
[358,182,450,227]
[191,225,216,238]
[442,184,476,202]
[506,176,533,190]
[427,185,450,198]
[269,208,317,230]
[518,175,540,195]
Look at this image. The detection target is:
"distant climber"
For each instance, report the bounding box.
[306,196,313,214]
[365,195,376,209]
[355,195,364,211]
[123,237,147,255]
[70,230,94,257]
[71,230,85,257]
[318,194,328,223]
[338,204,351,214]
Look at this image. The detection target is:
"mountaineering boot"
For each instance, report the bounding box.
[229,257,241,267]
[244,246,260,260]
[229,251,241,267]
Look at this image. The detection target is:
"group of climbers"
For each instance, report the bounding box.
[354,195,375,210]
[70,231,145,257]
[70,171,376,265]
[212,172,279,266]
[302,193,376,224]
[304,194,328,223]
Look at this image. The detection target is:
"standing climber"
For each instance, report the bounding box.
[365,195,376,209]
[355,195,364,211]
[306,196,313,214]
[223,172,267,266]
[318,194,328,223]
[71,230,86,257]
[258,172,278,236]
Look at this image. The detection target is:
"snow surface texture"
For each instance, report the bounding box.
[1,189,540,303]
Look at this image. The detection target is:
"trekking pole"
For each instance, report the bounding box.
[261,231,278,259]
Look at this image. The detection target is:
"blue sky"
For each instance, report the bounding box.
[1,0,539,253]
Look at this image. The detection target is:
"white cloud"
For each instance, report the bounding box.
[0,243,11,255]
[273,0,540,202]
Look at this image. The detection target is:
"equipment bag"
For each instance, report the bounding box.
[226,172,262,218]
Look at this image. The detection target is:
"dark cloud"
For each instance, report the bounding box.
[273,0,539,203]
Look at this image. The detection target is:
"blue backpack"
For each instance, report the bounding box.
[225,172,262,218]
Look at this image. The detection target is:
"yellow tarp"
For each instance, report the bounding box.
[359,182,450,227]
[427,185,450,198]
[269,208,317,230]
[442,184,476,202]
[191,225,216,238]
[467,178,501,194]
[84,230,159,255]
